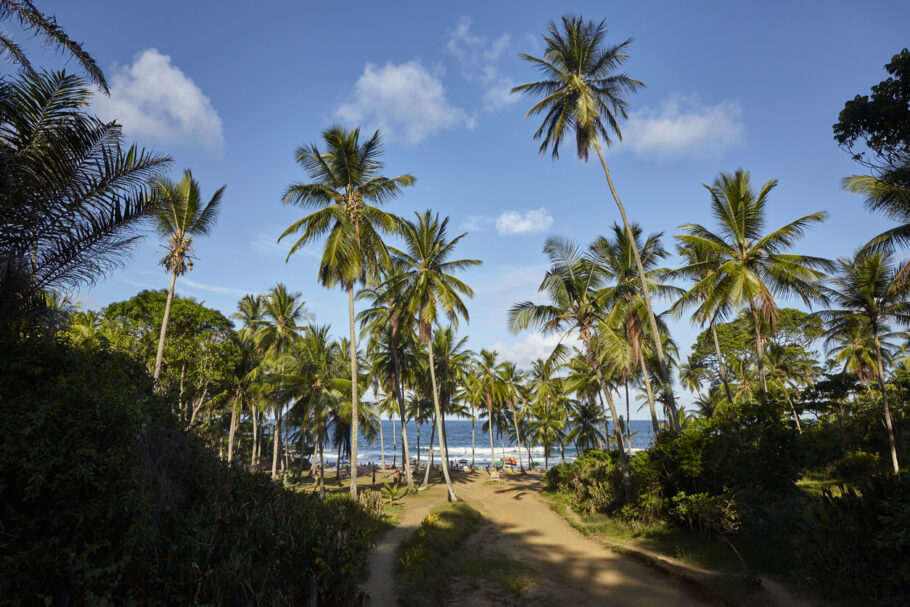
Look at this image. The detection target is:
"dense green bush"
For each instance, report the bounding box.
[0,338,375,606]
[798,474,910,603]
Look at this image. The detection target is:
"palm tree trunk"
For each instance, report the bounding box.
[227,398,239,464]
[486,391,496,468]
[638,348,660,436]
[593,141,679,430]
[423,413,436,487]
[390,342,414,492]
[471,404,476,469]
[392,413,397,467]
[749,300,769,392]
[153,270,178,383]
[271,409,280,479]
[781,388,803,434]
[250,405,258,468]
[596,391,611,450]
[347,284,360,498]
[379,413,385,469]
[625,382,632,446]
[873,328,900,474]
[711,318,735,404]
[416,422,421,471]
[318,428,326,493]
[584,332,631,498]
[508,399,525,472]
[427,340,459,501]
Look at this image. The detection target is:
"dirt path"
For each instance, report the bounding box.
[364,482,447,606]
[452,470,706,606]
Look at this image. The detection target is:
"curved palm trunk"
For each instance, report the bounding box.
[637,348,660,436]
[471,404,476,469]
[508,399,525,472]
[749,300,769,392]
[347,285,360,498]
[583,331,631,498]
[872,327,900,474]
[427,340,459,501]
[390,343,414,492]
[711,319,735,404]
[594,142,679,431]
[250,405,258,468]
[153,270,178,383]
[379,414,385,469]
[485,391,496,468]
[781,388,803,434]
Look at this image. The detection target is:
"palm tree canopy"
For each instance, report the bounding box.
[394,210,481,342]
[511,15,643,160]
[151,170,224,277]
[280,125,414,288]
[675,169,832,326]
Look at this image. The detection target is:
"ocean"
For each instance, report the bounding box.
[324,419,658,467]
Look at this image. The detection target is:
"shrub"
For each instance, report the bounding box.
[827,450,881,482]
[0,338,376,606]
[797,474,910,603]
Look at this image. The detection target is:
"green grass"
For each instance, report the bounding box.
[394,502,533,606]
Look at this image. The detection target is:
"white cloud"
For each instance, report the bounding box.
[623,94,743,156]
[336,61,469,144]
[495,208,554,235]
[489,332,583,369]
[94,49,224,151]
[180,279,244,296]
[445,17,518,113]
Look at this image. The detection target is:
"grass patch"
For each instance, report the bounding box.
[394,502,533,606]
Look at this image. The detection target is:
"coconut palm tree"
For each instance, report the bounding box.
[280,125,413,498]
[819,251,910,474]
[255,284,310,355]
[528,401,566,470]
[510,236,632,496]
[498,361,527,472]
[593,223,682,433]
[358,264,418,491]
[512,16,680,425]
[844,163,910,271]
[394,211,481,501]
[475,349,505,469]
[676,169,831,392]
[825,317,889,391]
[567,398,606,451]
[150,170,224,382]
[0,1,109,92]
[670,239,736,404]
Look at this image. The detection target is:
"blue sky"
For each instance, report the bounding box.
[11,1,910,410]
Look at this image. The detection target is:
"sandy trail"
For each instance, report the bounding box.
[364,481,447,606]
[452,470,705,606]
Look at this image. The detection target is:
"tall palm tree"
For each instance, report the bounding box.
[280,125,413,498]
[0,1,109,92]
[567,398,606,452]
[358,263,417,491]
[594,223,682,432]
[255,284,310,355]
[844,163,910,272]
[395,211,481,501]
[528,401,566,470]
[510,236,632,496]
[498,361,527,472]
[512,16,680,426]
[819,251,910,474]
[150,170,224,382]
[476,350,505,469]
[670,239,736,404]
[676,169,831,392]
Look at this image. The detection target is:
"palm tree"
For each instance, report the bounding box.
[255,284,310,355]
[819,251,910,474]
[395,211,481,501]
[512,16,680,425]
[676,169,831,392]
[358,263,417,491]
[567,398,605,452]
[280,125,413,498]
[0,72,168,326]
[498,361,527,472]
[150,170,224,382]
[476,350,505,469]
[594,223,682,433]
[528,401,566,470]
[0,1,109,92]
[825,317,886,391]
[844,163,910,272]
[670,239,736,404]
[510,236,632,497]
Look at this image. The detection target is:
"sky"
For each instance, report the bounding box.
[8,1,909,412]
